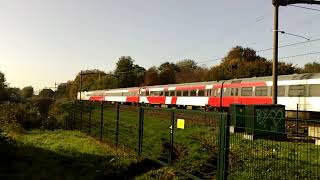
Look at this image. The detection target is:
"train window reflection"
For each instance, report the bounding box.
[289,85,305,97]
[164,91,169,96]
[183,90,189,96]
[309,84,320,97]
[241,87,253,96]
[198,90,205,96]
[190,90,197,96]
[255,86,268,96]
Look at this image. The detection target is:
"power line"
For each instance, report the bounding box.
[196,38,320,64]
[88,37,320,76]
[289,4,320,12]
[279,51,320,60]
[257,38,320,52]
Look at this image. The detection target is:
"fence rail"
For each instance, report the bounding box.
[65,101,320,180]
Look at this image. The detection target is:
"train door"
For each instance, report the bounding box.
[231,80,241,104]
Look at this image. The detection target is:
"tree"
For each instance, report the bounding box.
[21,86,34,99]
[302,62,320,73]
[176,59,197,70]
[32,97,54,117]
[206,65,232,81]
[0,71,7,101]
[158,63,177,85]
[175,59,208,83]
[7,87,22,103]
[278,62,301,75]
[0,71,6,88]
[144,67,159,86]
[206,46,300,81]
[39,89,54,98]
[158,62,179,72]
[100,75,119,89]
[114,56,136,88]
[133,65,146,86]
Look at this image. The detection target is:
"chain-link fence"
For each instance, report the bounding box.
[65,101,320,180]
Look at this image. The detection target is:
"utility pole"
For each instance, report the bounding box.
[272,0,320,104]
[79,70,83,101]
[272,4,279,104]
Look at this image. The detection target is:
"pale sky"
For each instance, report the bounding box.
[0,0,319,90]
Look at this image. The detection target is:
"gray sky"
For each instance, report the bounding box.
[0,0,319,90]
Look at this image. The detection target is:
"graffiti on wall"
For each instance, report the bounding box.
[256,108,285,132]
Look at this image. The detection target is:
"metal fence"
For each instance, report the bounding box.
[227,110,320,180]
[65,101,320,180]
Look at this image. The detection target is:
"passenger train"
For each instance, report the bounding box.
[78,73,320,115]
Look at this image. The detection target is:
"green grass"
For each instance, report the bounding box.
[228,134,320,179]
[0,129,138,180]
[75,106,219,179]
[72,104,320,179]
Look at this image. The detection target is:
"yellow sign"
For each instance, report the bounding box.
[177,119,185,129]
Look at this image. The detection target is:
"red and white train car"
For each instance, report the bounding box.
[78,73,320,112]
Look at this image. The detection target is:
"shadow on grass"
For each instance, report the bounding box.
[0,134,162,180]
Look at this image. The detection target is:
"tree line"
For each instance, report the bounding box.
[54,46,319,100]
[1,45,319,102]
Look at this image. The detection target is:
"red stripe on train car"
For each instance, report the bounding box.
[208,97,220,107]
[175,85,206,91]
[127,96,140,103]
[171,97,177,104]
[147,96,166,104]
[237,97,272,105]
[208,96,272,107]
[89,96,104,101]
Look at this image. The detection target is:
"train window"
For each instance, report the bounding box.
[123,92,130,96]
[198,90,205,96]
[241,87,253,96]
[223,88,229,96]
[255,86,268,96]
[146,91,149,96]
[159,91,164,96]
[183,90,189,96]
[190,90,197,96]
[231,88,239,96]
[214,89,219,97]
[141,92,146,96]
[176,91,182,96]
[169,90,175,96]
[310,85,320,97]
[289,85,305,97]
[164,91,169,96]
[206,89,210,96]
[270,86,285,96]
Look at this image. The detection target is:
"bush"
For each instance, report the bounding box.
[0,104,25,134]
[48,99,73,129]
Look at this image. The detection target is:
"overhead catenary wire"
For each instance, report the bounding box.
[91,35,320,76]
[278,51,320,60]
[289,4,320,12]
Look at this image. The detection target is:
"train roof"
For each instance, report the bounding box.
[84,73,320,93]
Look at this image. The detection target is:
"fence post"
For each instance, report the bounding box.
[100,101,104,141]
[88,102,92,135]
[72,103,76,130]
[80,102,83,131]
[138,107,144,156]
[296,104,299,133]
[169,110,175,166]
[217,113,230,180]
[116,103,120,147]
